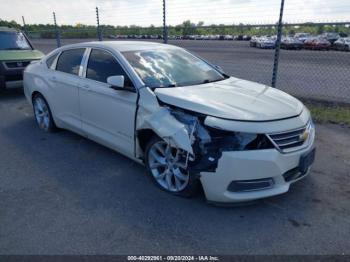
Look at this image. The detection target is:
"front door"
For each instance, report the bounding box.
[79,48,137,157]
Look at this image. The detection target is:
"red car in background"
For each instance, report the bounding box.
[304,37,331,50]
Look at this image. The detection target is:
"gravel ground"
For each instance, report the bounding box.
[0,89,349,255]
[30,38,350,103]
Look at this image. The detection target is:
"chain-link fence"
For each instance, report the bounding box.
[12,0,350,104]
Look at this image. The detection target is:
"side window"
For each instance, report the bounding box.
[86,49,133,88]
[46,52,59,69]
[56,48,85,76]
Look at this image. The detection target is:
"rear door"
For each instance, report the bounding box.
[79,48,137,157]
[49,48,85,132]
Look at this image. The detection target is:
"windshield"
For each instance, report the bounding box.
[122,48,225,88]
[0,31,32,50]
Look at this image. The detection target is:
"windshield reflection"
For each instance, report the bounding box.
[123,48,224,88]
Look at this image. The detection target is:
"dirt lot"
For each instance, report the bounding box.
[0,89,349,255]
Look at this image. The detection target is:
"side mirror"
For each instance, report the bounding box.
[107,75,125,90]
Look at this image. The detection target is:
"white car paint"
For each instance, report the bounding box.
[155,77,304,121]
[24,41,316,204]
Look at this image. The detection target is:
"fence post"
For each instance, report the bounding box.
[53,12,61,48]
[163,0,168,43]
[271,0,285,88]
[21,16,28,36]
[96,7,103,41]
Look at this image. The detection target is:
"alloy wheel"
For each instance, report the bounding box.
[33,96,51,131]
[148,140,190,192]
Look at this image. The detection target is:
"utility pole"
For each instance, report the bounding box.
[163,0,168,44]
[96,7,102,41]
[53,12,61,47]
[271,0,285,88]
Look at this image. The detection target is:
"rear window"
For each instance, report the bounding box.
[46,53,59,68]
[56,49,85,76]
[0,31,32,50]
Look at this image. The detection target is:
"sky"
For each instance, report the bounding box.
[0,0,349,26]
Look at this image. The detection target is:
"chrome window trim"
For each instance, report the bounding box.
[80,48,91,77]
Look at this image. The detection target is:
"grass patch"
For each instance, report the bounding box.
[306,103,350,127]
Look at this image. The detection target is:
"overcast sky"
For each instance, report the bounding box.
[0,0,349,26]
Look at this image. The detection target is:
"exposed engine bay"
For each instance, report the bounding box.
[169,108,274,174]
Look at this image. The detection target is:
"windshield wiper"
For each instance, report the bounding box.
[201,78,224,84]
[152,83,177,89]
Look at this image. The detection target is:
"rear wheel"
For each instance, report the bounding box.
[145,137,200,198]
[33,94,57,132]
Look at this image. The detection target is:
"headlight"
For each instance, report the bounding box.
[204,127,274,152]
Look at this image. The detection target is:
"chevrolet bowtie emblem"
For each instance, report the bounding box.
[300,131,309,141]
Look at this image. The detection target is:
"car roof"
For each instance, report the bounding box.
[0,26,19,32]
[60,41,180,52]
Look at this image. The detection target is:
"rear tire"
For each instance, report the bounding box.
[145,136,201,198]
[32,93,57,132]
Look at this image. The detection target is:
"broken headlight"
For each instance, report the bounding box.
[204,127,274,153]
[168,108,274,173]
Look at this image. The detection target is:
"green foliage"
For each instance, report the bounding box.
[307,103,350,127]
[1,19,349,38]
[0,19,22,29]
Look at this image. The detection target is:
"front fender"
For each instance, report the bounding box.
[136,87,194,156]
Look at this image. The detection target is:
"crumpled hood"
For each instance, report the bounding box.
[155,77,304,121]
[0,49,44,61]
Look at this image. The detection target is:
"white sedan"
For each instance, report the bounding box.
[23,41,316,204]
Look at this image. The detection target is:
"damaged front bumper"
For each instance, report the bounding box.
[200,143,315,203]
[137,87,316,203]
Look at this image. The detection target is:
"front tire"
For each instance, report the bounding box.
[145,137,200,198]
[32,93,57,132]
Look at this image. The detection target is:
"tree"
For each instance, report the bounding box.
[197,21,204,27]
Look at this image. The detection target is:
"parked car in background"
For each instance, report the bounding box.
[304,37,331,50]
[333,37,350,51]
[224,35,234,40]
[235,35,244,41]
[243,35,251,41]
[256,37,276,49]
[280,37,304,50]
[23,41,315,204]
[294,33,311,43]
[315,38,332,50]
[250,36,259,47]
[0,27,44,90]
[321,32,340,44]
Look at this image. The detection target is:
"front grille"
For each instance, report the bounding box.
[268,124,310,152]
[4,61,31,69]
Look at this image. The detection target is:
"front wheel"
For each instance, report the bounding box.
[145,137,200,198]
[33,94,57,132]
